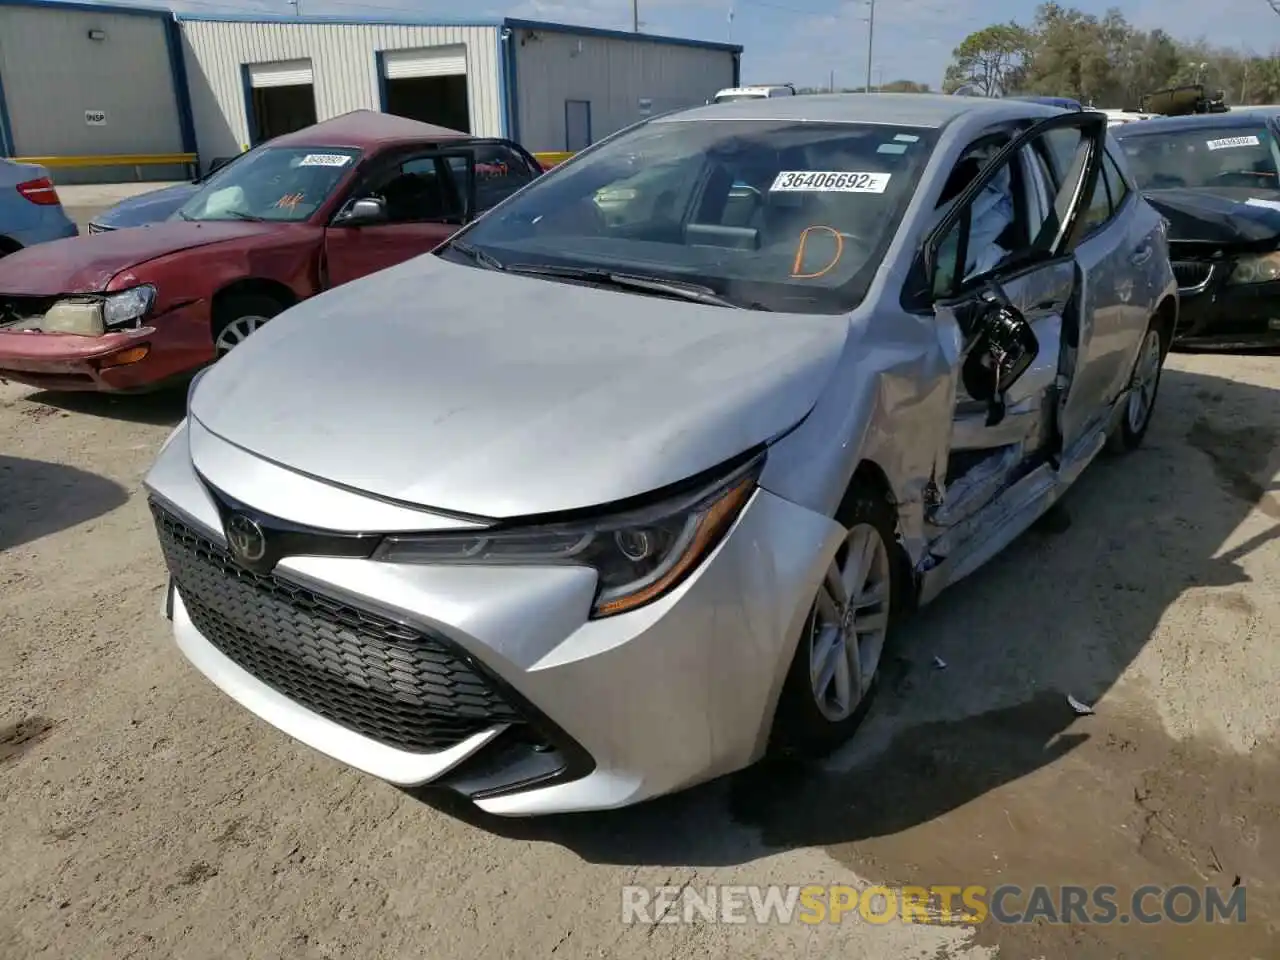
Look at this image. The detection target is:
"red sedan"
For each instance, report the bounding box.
[0,111,542,392]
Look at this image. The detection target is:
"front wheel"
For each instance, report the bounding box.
[1107,319,1167,453]
[212,294,284,357]
[771,483,903,756]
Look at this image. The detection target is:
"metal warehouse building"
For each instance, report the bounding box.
[0,1,742,179]
[0,0,192,180]
[178,15,742,163]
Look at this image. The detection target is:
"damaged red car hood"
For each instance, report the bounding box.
[0,221,281,295]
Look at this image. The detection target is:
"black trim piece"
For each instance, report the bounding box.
[435,723,595,801]
[196,472,381,575]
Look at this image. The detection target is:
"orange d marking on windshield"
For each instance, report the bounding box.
[274,192,304,210]
[791,225,843,279]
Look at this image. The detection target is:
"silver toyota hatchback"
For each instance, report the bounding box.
[145,94,1176,816]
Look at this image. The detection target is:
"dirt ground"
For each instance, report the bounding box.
[1,346,1278,960]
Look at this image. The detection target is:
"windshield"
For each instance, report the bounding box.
[441,119,937,313]
[1117,126,1280,191]
[175,146,361,222]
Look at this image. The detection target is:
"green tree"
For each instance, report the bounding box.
[879,79,930,93]
[1021,3,1113,103]
[942,23,1034,96]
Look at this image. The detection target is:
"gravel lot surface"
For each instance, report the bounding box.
[1,213,1277,959]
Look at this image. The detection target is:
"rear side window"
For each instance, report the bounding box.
[451,143,539,212]
[1078,148,1131,235]
[1102,150,1129,209]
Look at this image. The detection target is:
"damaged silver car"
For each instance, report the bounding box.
[145,94,1176,816]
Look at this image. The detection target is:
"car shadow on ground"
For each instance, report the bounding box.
[414,363,1280,886]
[0,455,129,550]
[23,387,187,426]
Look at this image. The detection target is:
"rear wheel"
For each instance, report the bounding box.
[1107,317,1167,453]
[212,294,284,357]
[772,482,903,755]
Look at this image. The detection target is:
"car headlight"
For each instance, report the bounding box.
[102,285,156,327]
[375,453,763,618]
[1228,252,1280,285]
[40,285,155,335]
[41,299,106,336]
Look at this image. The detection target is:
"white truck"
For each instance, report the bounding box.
[711,84,797,103]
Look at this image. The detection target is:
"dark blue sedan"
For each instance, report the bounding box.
[86,155,241,234]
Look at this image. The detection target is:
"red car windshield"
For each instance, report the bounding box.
[176,146,361,223]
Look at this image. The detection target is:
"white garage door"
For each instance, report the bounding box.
[383,45,467,79]
[247,59,314,88]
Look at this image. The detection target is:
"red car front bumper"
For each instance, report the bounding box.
[0,301,213,393]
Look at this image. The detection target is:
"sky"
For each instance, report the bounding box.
[120,0,1278,89]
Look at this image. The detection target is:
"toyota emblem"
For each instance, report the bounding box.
[225,513,267,564]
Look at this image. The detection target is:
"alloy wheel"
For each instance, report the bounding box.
[1126,327,1162,434]
[214,316,269,356]
[808,522,892,723]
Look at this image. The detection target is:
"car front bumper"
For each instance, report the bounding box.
[146,420,842,816]
[0,301,213,392]
[1173,270,1280,349]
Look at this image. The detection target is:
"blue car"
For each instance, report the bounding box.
[85,154,240,234]
[0,159,78,257]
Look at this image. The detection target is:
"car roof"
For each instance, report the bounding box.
[1112,111,1274,137]
[269,110,470,149]
[658,92,1064,128]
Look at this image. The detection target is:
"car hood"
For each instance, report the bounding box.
[1143,187,1280,248]
[0,220,283,294]
[92,182,201,229]
[190,257,851,519]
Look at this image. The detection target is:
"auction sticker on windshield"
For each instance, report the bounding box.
[771,171,891,193]
[1206,136,1261,150]
[299,153,353,167]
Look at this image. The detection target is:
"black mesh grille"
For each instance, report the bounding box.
[1172,260,1212,290]
[150,501,524,753]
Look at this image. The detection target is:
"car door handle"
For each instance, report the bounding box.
[1130,244,1153,265]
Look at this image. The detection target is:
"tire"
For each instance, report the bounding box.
[771,481,906,757]
[1106,316,1168,454]
[211,294,285,357]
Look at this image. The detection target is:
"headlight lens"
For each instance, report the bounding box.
[41,299,104,335]
[375,453,763,618]
[1228,252,1280,285]
[39,285,155,335]
[102,285,155,327]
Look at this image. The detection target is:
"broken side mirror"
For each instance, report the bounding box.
[961,281,1039,426]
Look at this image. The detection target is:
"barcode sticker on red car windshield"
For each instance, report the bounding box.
[1206,136,1260,150]
[771,171,891,193]
[299,153,353,167]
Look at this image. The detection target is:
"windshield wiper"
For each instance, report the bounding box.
[504,264,758,309]
[223,210,267,222]
[176,210,193,221]
[448,241,507,271]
